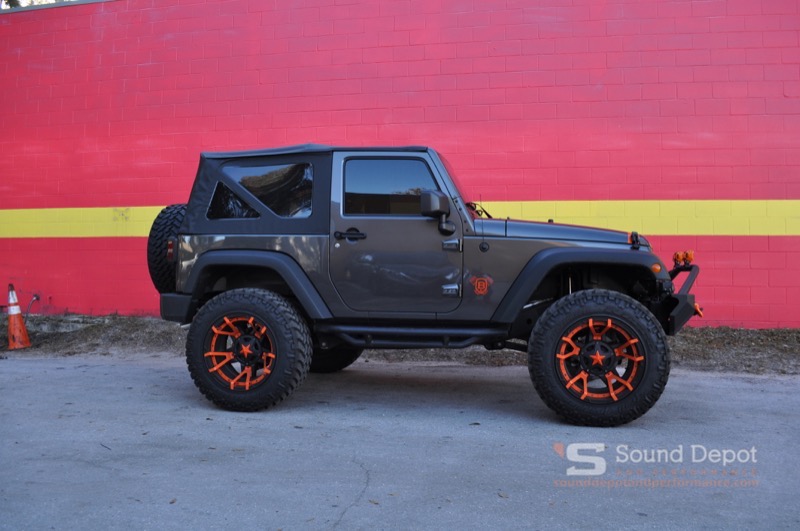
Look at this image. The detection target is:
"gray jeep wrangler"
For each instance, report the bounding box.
[147,144,701,426]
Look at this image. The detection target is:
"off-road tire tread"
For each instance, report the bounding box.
[528,289,670,427]
[147,204,187,293]
[186,288,312,412]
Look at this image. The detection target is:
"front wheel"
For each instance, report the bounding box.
[186,288,312,411]
[528,289,670,427]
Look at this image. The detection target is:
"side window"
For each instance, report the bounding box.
[220,162,313,218]
[207,182,259,219]
[344,158,439,215]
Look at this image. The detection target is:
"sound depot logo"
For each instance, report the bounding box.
[552,442,759,489]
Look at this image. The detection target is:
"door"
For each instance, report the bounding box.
[329,153,463,314]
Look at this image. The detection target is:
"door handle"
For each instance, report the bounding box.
[334,230,367,241]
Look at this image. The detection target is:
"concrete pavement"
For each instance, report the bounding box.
[1,355,798,529]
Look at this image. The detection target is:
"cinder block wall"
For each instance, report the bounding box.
[1,0,798,327]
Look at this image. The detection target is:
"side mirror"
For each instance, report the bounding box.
[421,190,450,217]
[420,190,456,236]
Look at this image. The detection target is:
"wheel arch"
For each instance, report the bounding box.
[495,247,669,338]
[183,250,333,321]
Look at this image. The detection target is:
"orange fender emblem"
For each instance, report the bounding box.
[470,276,493,296]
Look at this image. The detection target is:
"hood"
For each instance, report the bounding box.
[474,219,634,246]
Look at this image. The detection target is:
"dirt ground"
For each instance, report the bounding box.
[2,314,798,375]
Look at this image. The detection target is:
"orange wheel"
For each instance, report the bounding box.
[203,315,276,391]
[528,289,670,427]
[186,288,312,411]
[555,317,644,403]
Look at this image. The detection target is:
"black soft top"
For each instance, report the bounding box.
[182,144,437,235]
[202,144,430,160]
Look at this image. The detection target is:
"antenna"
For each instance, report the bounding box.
[478,194,489,252]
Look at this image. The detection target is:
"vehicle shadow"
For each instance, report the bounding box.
[294,361,554,422]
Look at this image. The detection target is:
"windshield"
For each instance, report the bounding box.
[435,152,492,219]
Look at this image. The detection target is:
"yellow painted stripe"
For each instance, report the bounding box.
[0,207,164,238]
[0,200,797,238]
[481,200,800,236]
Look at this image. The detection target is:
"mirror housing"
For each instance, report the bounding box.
[420,190,456,236]
[420,190,450,218]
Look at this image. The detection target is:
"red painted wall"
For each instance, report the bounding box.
[1,0,798,326]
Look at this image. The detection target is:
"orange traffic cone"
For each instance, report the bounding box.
[7,284,31,350]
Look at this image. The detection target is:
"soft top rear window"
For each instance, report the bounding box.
[220,162,313,219]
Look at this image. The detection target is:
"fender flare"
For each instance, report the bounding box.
[183,250,333,320]
[491,247,666,323]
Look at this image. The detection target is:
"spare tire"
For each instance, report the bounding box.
[147,204,187,293]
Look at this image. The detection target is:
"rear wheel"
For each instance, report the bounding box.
[147,204,186,293]
[186,288,312,411]
[528,289,670,427]
[310,346,363,373]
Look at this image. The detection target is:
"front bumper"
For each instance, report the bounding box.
[666,264,701,335]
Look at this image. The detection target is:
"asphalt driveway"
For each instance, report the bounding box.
[1,355,798,529]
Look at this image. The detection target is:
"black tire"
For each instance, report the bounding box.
[186,288,312,411]
[310,346,364,373]
[528,289,670,427]
[146,204,186,293]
